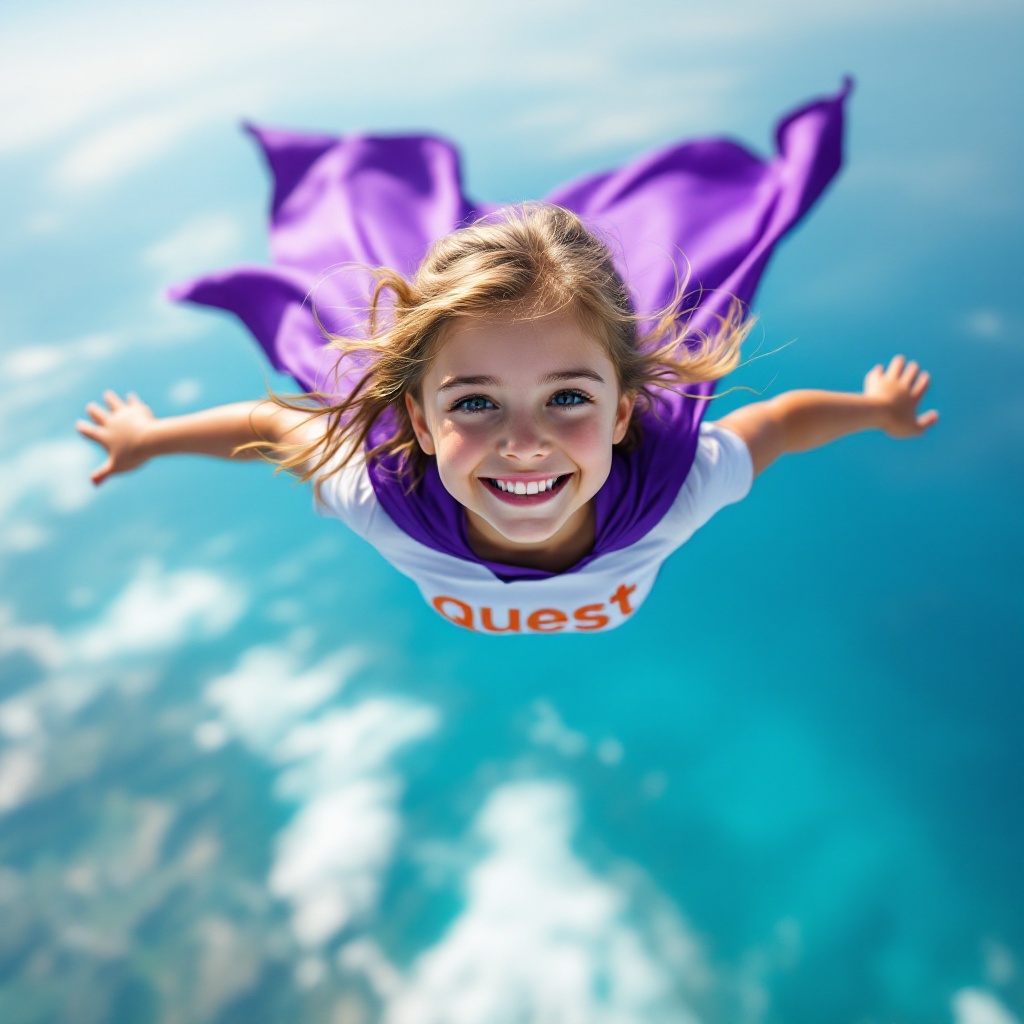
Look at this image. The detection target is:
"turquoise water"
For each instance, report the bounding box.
[1,3,1022,1022]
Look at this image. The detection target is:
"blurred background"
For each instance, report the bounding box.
[1,1,1022,1022]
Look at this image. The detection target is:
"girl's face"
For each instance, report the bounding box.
[406,307,634,568]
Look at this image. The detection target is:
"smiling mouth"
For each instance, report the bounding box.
[482,474,571,499]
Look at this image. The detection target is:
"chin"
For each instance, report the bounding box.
[488,516,563,546]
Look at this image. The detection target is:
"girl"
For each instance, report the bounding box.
[76,81,937,635]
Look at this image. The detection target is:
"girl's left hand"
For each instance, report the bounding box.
[864,356,939,438]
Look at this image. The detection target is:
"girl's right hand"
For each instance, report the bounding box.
[76,391,155,485]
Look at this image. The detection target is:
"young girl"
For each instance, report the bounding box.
[76,81,937,635]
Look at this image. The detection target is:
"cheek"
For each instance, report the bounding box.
[435,420,488,471]
[559,416,615,469]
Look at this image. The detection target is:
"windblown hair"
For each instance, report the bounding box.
[241,202,755,497]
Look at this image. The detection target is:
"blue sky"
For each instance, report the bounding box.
[1,2,1022,1023]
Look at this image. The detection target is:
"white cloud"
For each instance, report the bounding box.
[104,799,175,888]
[527,699,588,758]
[964,310,1010,341]
[952,989,1021,1024]
[265,598,303,624]
[0,699,48,821]
[0,335,123,464]
[640,771,668,801]
[295,954,328,990]
[168,378,203,406]
[193,719,229,752]
[269,777,403,946]
[339,939,402,999]
[52,77,273,191]
[2,559,241,698]
[144,215,242,281]
[650,0,1019,53]
[205,640,362,750]
[71,560,245,663]
[982,939,1016,985]
[272,699,437,796]
[0,330,198,448]
[0,0,584,158]
[58,922,127,959]
[0,522,51,554]
[0,747,43,814]
[3,0,1015,198]
[0,3,290,155]
[1,333,124,384]
[520,68,744,159]
[194,915,264,1019]
[0,437,96,523]
[0,605,64,669]
[268,699,440,946]
[0,562,247,815]
[0,699,42,741]
[202,638,439,948]
[55,105,212,190]
[26,212,61,235]
[375,780,712,1024]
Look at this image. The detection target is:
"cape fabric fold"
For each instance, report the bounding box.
[172,79,851,581]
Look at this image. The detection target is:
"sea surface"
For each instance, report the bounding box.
[0,2,1021,1022]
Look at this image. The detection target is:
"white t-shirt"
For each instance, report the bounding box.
[314,422,752,634]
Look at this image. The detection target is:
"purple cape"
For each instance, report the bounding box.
[171,80,851,581]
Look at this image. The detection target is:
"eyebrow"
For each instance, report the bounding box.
[437,368,607,393]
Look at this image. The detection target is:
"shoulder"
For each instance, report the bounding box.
[694,421,754,488]
[624,420,753,557]
[669,421,754,522]
[312,444,379,537]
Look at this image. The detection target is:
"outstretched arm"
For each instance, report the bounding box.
[714,355,939,478]
[76,391,324,486]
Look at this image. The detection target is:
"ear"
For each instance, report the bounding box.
[405,391,436,456]
[612,391,635,445]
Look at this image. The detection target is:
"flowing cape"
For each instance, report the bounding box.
[171,80,851,581]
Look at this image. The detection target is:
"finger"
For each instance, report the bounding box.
[86,401,109,425]
[888,355,906,378]
[911,370,930,399]
[91,458,114,485]
[900,360,919,386]
[75,419,103,442]
[127,391,143,406]
[916,409,939,431]
[104,390,125,410]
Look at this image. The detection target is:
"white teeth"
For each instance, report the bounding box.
[490,476,563,494]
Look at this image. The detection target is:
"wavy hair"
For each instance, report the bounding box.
[239,202,755,496]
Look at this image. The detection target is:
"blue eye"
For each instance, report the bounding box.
[452,395,495,413]
[551,389,592,407]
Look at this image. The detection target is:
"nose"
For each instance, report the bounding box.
[499,409,551,461]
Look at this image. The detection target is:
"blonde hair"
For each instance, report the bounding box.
[241,203,755,497]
